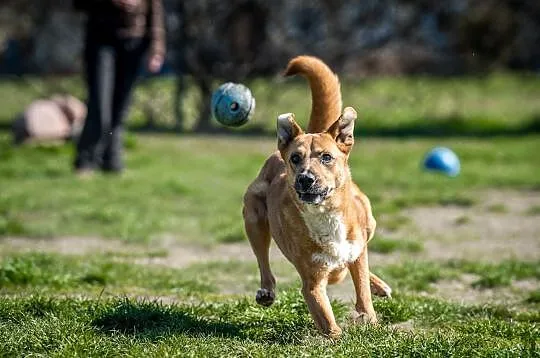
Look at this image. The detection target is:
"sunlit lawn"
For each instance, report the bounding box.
[0,74,538,356]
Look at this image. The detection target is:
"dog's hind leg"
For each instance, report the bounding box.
[243,182,276,307]
[352,187,392,298]
[348,248,378,324]
[370,272,392,298]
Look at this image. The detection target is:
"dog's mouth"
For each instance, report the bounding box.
[296,188,331,205]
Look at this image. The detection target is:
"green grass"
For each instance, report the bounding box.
[454,215,472,225]
[526,290,540,304]
[368,237,423,254]
[377,214,412,231]
[486,203,508,213]
[525,205,540,216]
[0,252,298,297]
[0,252,538,357]
[0,74,539,356]
[374,259,540,293]
[379,261,447,292]
[0,73,538,242]
[448,260,540,289]
[0,133,538,242]
[1,72,540,136]
[3,251,537,300]
[1,294,536,357]
[0,252,213,295]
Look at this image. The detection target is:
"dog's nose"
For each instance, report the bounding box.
[296,172,315,191]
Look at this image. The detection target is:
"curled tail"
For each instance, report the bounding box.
[283,56,342,133]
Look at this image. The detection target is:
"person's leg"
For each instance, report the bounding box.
[75,32,116,171]
[102,37,148,172]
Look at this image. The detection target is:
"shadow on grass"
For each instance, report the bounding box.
[92,295,314,344]
[93,300,244,341]
[1,113,540,138]
[126,113,540,138]
[359,114,540,138]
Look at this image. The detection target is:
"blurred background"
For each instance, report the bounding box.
[1,0,539,133]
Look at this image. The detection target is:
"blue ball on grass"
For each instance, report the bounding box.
[211,82,256,127]
[423,147,461,177]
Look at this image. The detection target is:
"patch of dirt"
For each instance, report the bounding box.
[2,189,538,307]
[133,240,287,268]
[0,235,288,268]
[430,275,538,307]
[1,236,130,255]
[392,190,540,261]
[390,320,415,332]
[3,190,537,265]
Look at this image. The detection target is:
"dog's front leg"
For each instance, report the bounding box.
[348,248,377,324]
[301,275,342,338]
[243,189,276,307]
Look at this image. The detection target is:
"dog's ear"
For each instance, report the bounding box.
[277,113,303,151]
[327,106,356,153]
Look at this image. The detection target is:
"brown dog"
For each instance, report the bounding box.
[243,56,392,338]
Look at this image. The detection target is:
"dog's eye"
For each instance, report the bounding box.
[321,153,333,164]
[290,153,302,165]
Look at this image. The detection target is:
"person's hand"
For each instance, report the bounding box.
[147,53,164,73]
[112,0,139,12]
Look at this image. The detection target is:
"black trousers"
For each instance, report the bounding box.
[75,30,148,171]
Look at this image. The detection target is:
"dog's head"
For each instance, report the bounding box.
[277,107,357,205]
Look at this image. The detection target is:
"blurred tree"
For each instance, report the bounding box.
[1,0,539,131]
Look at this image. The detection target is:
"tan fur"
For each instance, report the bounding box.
[243,56,391,338]
[284,56,342,133]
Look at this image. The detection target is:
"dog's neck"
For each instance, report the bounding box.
[298,181,362,269]
[293,179,356,227]
[302,203,346,244]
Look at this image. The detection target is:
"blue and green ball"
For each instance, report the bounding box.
[211,82,256,127]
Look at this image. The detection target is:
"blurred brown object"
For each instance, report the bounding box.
[12,94,86,145]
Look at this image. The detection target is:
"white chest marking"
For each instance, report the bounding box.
[302,206,362,270]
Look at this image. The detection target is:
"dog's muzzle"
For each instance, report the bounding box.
[295,173,330,205]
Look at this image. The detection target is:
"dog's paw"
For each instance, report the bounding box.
[325,326,343,340]
[370,281,392,298]
[256,288,275,307]
[349,311,378,325]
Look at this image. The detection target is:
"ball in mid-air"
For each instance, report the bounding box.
[423,147,460,177]
[211,82,255,127]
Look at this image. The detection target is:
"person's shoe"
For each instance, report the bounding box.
[101,162,124,175]
[75,168,95,179]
